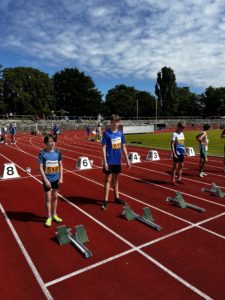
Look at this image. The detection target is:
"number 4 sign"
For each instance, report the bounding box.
[1,163,20,179]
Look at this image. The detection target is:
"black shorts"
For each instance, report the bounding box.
[173,154,184,163]
[43,179,59,192]
[103,164,121,175]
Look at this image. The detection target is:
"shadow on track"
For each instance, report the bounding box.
[6,211,45,222]
[135,179,169,185]
[63,196,103,207]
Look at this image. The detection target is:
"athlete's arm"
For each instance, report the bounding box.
[196,132,206,143]
[39,163,51,188]
[122,144,131,168]
[102,144,108,170]
[171,140,177,158]
[221,128,225,138]
[59,160,63,184]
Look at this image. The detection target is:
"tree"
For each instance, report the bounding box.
[136,91,156,117]
[176,87,201,116]
[104,85,137,117]
[3,67,54,115]
[104,84,156,117]
[155,66,177,116]
[0,64,6,113]
[53,68,102,116]
[202,86,225,116]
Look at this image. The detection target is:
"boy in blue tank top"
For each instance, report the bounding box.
[38,134,63,226]
[101,114,131,210]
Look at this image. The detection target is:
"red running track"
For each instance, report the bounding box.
[0,130,225,299]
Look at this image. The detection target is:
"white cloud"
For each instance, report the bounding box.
[1,0,225,89]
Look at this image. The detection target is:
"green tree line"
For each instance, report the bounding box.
[0,64,225,117]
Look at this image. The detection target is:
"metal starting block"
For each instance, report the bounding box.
[166,191,206,213]
[56,225,92,258]
[122,206,162,231]
[202,183,225,198]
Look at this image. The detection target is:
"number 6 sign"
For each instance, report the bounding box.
[76,157,93,170]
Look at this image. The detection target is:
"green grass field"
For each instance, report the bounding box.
[125,129,225,156]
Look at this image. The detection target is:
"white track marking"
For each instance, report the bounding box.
[0,203,53,300]
[46,211,225,289]
[0,142,223,298]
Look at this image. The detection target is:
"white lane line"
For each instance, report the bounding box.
[0,203,53,300]
[121,172,225,208]
[1,149,224,236]
[0,151,221,298]
[64,169,225,240]
[45,211,225,288]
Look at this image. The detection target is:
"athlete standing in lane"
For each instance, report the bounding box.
[196,124,211,177]
[221,125,225,172]
[38,134,63,227]
[171,122,186,185]
[101,114,131,210]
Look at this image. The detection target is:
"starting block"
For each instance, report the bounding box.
[186,147,195,156]
[146,150,160,161]
[202,183,225,198]
[76,156,93,170]
[0,163,20,179]
[122,206,162,231]
[128,152,141,164]
[56,225,92,258]
[166,191,206,213]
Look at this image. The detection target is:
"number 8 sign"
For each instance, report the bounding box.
[1,163,20,179]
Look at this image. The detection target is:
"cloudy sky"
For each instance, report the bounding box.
[1,0,225,96]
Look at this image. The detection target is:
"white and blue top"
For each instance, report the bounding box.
[172,132,185,155]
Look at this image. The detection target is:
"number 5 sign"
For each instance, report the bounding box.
[1,163,20,179]
[76,157,93,170]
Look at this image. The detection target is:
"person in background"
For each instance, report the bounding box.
[96,123,102,141]
[221,125,225,172]
[101,114,131,210]
[9,123,16,144]
[86,125,91,140]
[196,124,211,177]
[53,124,60,142]
[38,134,63,227]
[171,122,186,185]
[2,124,8,144]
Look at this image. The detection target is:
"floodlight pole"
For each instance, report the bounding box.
[136,99,139,120]
[155,99,158,130]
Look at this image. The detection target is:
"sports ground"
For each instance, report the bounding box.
[0,128,225,299]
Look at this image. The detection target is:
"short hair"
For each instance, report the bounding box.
[177,122,185,128]
[111,114,120,122]
[203,124,211,131]
[44,134,56,144]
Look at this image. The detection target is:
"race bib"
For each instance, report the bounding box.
[177,138,184,144]
[45,160,59,173]
[111,137,121,149]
